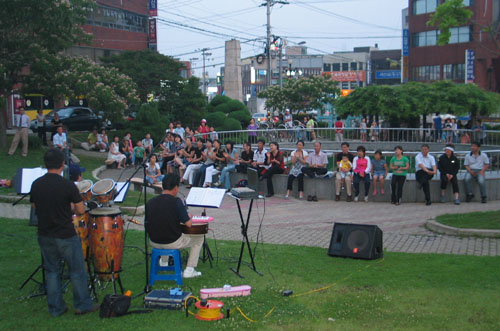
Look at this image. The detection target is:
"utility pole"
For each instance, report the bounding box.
[201,48,211,96]
[261,0,288,88]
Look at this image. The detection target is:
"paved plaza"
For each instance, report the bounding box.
[3,165,500,257]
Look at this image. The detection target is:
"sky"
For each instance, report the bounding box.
[156,0,408,77]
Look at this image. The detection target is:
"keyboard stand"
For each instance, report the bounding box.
[229,195,263,278]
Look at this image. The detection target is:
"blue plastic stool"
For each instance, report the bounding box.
[149,248,183,286]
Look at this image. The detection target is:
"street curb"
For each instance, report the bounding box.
[426,220,500,238]
[92,165,106,181]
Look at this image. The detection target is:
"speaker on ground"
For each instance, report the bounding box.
[328,222,383,260]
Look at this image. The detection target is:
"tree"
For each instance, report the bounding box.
[25,55,139,121]
[101,50,184,102]
[259,75,340,114]
[172,77,207,128]
[427,0,473,46]
[0,0,94,147]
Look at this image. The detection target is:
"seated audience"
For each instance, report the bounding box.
[335,142,354,201]
[142,133,153,155]
[286,140,308,200]
[251,139,269,176]
[107,135,126,169]
[301,142,328,201]
[371,150,387,196]
[236,142,254,173]
[338,154,353,193]
[415,144,437,206]
[438,144,460,205]
[145,154,164,185]
[202,140,225,187]
[352,146,372,202]
[182,139,204,188]
[390,146,410,205]
[96,129,108,152]
[260,142,284,198]
[81,128,98,151]
[215,141,239,191]
[464,142,490,203]
[133,140,145,168]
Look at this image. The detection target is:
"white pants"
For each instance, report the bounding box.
[183,163,202,184]
[203,166,220,186]
[150,234,204,268]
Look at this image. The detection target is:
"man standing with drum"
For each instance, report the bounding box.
[145,174,204,278]
[30,148,98,317]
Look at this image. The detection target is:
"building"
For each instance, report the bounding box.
[370,49,402,86]
[66,0,150,63]
[323,47,376,92]
[408,0,500,91]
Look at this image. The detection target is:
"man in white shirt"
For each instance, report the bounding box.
[251,139,269,176]
[53,126,67,150]
[464,142,490,203]
[415,144,437,205]
[8,107,31,157]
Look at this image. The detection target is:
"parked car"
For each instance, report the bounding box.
[252,113,267,123]
[30,106,102,132]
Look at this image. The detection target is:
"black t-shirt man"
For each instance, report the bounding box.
[30,173,82,238]
[145,194,190,244]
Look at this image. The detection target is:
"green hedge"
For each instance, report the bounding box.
[221,117,242,131]
[228,110,251,127]
[206,112,227,129]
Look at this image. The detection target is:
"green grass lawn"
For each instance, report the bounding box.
[436,210,500,230]
[2,217,500,330]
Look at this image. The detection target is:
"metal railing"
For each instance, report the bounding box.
[195,127,500,146]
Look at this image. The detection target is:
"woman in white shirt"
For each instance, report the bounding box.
[107,135,126,169]
[97,129,108,152]
[285,140,308,199]
[145,154,164,185]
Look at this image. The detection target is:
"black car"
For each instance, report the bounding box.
[31,107,102,132]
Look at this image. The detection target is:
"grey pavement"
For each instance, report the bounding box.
[4,165,500,257]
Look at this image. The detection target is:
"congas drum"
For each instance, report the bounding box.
[91,179,116,205]
[89,207,124,280]
[72,208,90,262]
[76,180,93,202]
[181,223,208,235]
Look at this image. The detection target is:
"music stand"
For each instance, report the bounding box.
[185,187,226,268]
[228,193,264,278]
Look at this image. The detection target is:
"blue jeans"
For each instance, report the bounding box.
[464,170,486,197]
[38,235,93,316]
[220,164,236,190]
[146,174,165,185]
[353,173,371,197]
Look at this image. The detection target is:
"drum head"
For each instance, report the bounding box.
[89,207,121,216]
[92,179,115,195]
[77,180,93,193]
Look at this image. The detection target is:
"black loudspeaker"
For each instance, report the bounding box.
[328,223,383,260]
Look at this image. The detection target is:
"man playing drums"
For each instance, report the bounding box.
[30,149,99,317]
[145,174,203,278]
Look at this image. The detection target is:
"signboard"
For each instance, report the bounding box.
[149,0,157,16]
[149,19,157,44]
[327,71,366,82]
[402,56,409,83]
[402,29,409,56]
[376,70,401,80]
[465,49,475,83]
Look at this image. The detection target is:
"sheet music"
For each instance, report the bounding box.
[186,187,226,208]
[21,168,47,194]
[114,182,130,203]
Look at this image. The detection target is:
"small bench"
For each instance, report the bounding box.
[130,177,163,194]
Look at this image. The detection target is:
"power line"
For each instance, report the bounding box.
[291,0,400,32]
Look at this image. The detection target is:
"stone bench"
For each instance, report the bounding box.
[130,177,163,194]
[229,172,500,203]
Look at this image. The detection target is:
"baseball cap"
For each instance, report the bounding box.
[201,119,207,123]
[69,164,85,181]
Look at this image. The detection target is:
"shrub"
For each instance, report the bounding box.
[206,112,227,129]
[221,117,242,131]
[208,95,231,112]
[226,99,247,112]
[214,103,232,114]
[228,110,251,127]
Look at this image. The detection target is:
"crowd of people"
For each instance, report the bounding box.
[98,117,490,205]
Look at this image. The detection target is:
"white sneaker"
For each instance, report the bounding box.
[364,196,368,202]
[183,267,202,278]
[159,256,170,267]
[354,196,359,202]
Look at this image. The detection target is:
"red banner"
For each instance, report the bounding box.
[326,71,365,82]
[149,19,157,44]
